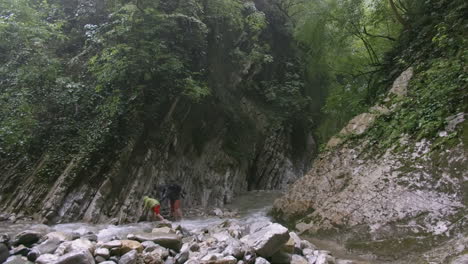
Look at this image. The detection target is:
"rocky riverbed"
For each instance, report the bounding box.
[0,191,369,264]
[0,213,360,264]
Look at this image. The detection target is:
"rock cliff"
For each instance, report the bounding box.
[0,0,314,224]
[273,67,467,260]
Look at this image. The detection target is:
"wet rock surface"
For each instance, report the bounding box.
[0,216,353,264]
[273,69,467,260]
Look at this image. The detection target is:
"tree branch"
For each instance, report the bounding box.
[388,0,409,28]
[363,27,396,41]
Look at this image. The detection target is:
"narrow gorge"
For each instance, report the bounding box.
[0,0,466,263]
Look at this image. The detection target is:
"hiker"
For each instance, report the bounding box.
[161,183,186,221]
[143,196,165,221]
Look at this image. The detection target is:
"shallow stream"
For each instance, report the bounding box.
[0,191,389,263]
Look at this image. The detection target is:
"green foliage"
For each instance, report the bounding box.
[292,0,404,142]
[364,0,467,150]
[0,0,65,156]
[183,77,211,103]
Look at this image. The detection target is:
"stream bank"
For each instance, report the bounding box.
[0,191,389,264]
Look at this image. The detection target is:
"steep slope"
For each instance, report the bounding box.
[273,3,467,260]
[0,0,315,224]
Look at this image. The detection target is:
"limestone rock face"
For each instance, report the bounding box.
[273,68,467,258]
[0,0,314,225]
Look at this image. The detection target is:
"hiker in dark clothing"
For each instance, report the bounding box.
[161,184,186,221]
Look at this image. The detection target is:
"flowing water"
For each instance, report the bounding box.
[0,191,391,263]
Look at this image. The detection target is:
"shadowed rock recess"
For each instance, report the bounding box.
[0,0,314,224]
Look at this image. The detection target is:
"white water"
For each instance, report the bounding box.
[0,191,279,242]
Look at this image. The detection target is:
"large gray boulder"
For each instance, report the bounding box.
[129,233,181,251]
[32,238,62,254]
[56,249,95,264]
[254,257,270,264]
[118,249,137,264]
[36,253,59,264]
[95,247,110,259]
[12,231,42,247]
[3,255,33,264]
[240,223,289,257]
[101,240,122,249]
[67,238,95,254]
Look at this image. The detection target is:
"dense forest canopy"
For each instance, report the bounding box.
[0,0,466,160]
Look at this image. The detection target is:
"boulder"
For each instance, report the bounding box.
[12,231,42,247]
[290,254,308,264]
[282,237,295,254]
[95,247,110,259]
[56,249,95,264]
[301,248,314,256]
[175,250,189,264]
[68,238,95,254]
[212,231,232,242]
[83,233,98,242]
[33,238,62,254]
[1,243,9,263]
[121,240,143,254]
[222,243,244,259]
[215,256,237,264]
[299,240,315,250]
[240,223,289,257]
[189,243,200,252]
[315,252,335,264]
[26,250,39,262]
[95,256,107,263]
[151,227,174,234]
[3,255,33,264]
[142,241,158,251]
[119,249,138,264]
[142,251,164,264]
[99,262,116,264]
[10,245,29,256]
[270,250,291,264]
[145,245,169,259]
[243,249,256,264]
[164,256,175,264]
[36,253,59,264]
[130,233,181,251]
[55,241,72,255]
[254,257,270,264]
[102,240,122,249]
[212,208,223,217]
[46,232,73,242]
